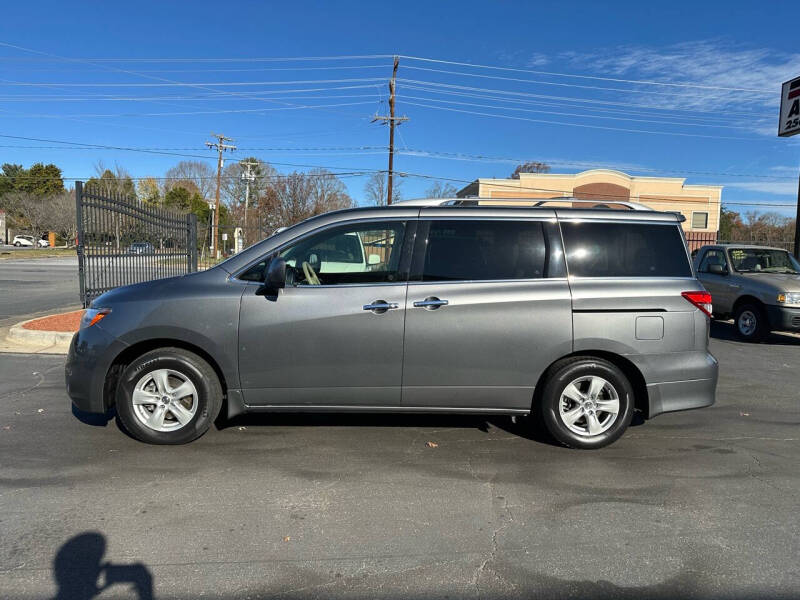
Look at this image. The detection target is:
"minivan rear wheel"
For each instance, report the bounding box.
[115,348,223,444]
[537,357,634,449]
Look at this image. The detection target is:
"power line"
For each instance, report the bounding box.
[0,100,377,118]
[12,64,392,74]
[396,94,757,130]
[398,80,772,118]
[398,84,765,123]
[1,133,794,181]
[394,149,797,180]
[0,77,388,87]
[0,51,394,63]
[0,40,380,124]
[400,100,776,142]
[401,64,754,99]
[398,55,771,93]
[0,86,385,101]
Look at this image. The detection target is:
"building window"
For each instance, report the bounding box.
[691,212,709,229]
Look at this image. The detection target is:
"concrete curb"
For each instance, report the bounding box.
[8,321,75,346]
[2,315,75,354]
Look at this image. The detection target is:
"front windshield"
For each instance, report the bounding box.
[728,248,800,274]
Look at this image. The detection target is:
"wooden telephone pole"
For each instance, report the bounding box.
[205,133,235,258]
[372,56,408,205]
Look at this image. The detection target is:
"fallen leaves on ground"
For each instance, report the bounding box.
[425,441,439,448]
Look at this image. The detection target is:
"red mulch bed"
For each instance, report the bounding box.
[22,310,84,332]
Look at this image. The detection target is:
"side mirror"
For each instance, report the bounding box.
[264,257,286,290]
[368,253,381,265]
[708,264,727,275]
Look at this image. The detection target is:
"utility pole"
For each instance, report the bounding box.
[240,159,258,245]
[372,56,408,205]
[794,169,800,259]
[205,133,236,258]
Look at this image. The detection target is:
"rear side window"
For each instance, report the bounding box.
[561,222,692,278]
[421,220,548,281]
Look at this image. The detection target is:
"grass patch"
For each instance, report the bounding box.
[0,247,77,260]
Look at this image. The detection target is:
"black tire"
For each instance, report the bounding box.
[13,242,20,247]
[115,347,223,444]
[733,303,768,343]
[536,357,634,449]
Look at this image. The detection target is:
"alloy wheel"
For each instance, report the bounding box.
[558,375,620,437]
[131,369,198,432]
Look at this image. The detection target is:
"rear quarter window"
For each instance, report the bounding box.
[561,222,692,278]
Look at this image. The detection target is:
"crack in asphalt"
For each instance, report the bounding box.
[0,362,62,403]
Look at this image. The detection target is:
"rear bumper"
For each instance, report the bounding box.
[646,375,717,418]
[765,304,800,331]
[65,326,127,414]
[628,351,718,418]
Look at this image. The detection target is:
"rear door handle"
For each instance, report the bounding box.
[413,297,449,310]
[363,300,399,314]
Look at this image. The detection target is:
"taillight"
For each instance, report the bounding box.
[682,291,712,317]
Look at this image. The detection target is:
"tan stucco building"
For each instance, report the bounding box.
[456,169,723,233]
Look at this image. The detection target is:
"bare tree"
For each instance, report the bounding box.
[164,161,215,199]
[88,162,135,197]
[364,172,402,206]
[270,170,354,229]
[308,169,353,213]
[5,192,52,248]
[510,161,551,179]
[425,181,459,198]
[49,191,78,246]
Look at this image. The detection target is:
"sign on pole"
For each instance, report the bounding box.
[778,75,800,137]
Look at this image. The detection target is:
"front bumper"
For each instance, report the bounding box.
[65,325,128,414]
[765,304,800,331]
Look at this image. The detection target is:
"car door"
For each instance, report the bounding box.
[401,210,573,410]
[696,248,735,314]
[238,218,414,407]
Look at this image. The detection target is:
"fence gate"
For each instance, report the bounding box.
[75,182,198,307]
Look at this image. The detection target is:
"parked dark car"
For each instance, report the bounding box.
[66,199,718,447]
[127,242,155,255]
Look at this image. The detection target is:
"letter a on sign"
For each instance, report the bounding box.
[779,76,800,137]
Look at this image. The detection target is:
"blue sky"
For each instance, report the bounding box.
[0,0,798,215]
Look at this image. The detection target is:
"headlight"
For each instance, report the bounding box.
[777,292,800,305]
[80,307,111,329]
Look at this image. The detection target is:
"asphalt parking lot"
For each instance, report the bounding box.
[0,256,80,326]
[0,322,798,599]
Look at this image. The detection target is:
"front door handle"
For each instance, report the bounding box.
[413,297,449,310]
[363,300,399,314]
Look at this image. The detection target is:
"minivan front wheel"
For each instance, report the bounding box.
[116,348,222,444]
[537,357,634,449]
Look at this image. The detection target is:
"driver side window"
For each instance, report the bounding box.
[280,221,407,286]
[698,249,726,273]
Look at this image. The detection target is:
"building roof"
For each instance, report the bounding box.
[457,168,723,197]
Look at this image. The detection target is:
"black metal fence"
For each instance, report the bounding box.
[76,182,198,307]
[685,231,795,254]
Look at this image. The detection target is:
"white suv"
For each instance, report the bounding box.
[12,235,49,248]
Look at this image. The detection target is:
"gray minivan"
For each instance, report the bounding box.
[66,199,718,449]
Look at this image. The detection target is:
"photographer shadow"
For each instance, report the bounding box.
[53,532,153,600]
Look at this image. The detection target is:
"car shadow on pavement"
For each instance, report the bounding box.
[52,532,153,600]
[71,404,115,427]
[710,320,800,346]
[218,411,630,448]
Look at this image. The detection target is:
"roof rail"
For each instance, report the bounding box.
[392,197,654,211]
